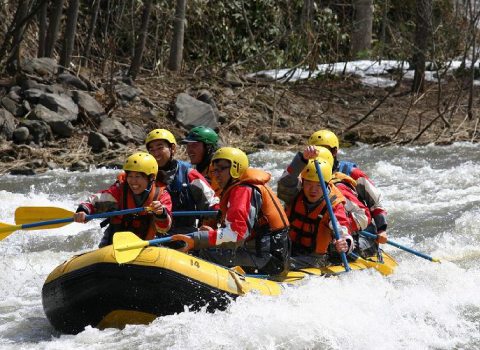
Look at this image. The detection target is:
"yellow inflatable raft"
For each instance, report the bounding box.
[42,244,398,334]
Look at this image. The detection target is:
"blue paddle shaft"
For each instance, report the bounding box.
[21,209,218,230]
[359,230,437,262]
[314,160,350,271]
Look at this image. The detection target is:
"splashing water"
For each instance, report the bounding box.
[0,144,479,350]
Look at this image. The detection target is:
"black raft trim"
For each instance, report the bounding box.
[42,263,237,334]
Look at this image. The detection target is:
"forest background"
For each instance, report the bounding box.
[0,0,479,174]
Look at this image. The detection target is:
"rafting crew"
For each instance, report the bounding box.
[277,154,354,269]
[145,129,220,234]
[74,153,172,247]
[170,147,291,275]
[307,129,388,255]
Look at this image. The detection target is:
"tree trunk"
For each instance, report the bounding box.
[6,0,29,73]
[128,0,153,80]
[352,0,373,58]
[81,0,101,66]
[38,0,48,57]
[45,0,65,58]
[60,0,80,72]
[168,0,186,72]
[412,0,432,94]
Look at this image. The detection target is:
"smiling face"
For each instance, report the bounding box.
[302,179,324,202]
[212,159,232,189]
[185,141,205,165]
[126,171,150,194]
[147,139,175,168]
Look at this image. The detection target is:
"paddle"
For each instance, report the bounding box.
[15,206,218,226]
[113,231,193,264]
[0,207,151,241]
[359,230,441,263]
[348,252,393,275]
[314,160,351,271]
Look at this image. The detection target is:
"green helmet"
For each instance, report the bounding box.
[181,126,218,146]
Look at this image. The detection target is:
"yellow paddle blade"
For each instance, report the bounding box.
[15,206,74,229]
[113,231,149,264]
[0,222,20,241]
[356,256,394,276]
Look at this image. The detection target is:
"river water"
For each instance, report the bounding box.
[0,144,479,350]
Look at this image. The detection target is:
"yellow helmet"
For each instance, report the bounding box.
[123,152,158,178]
[301,159,332,183]
[145,129,177,147]
[211,147,249,179]
[315,146,334,168]
[308,130,339,149]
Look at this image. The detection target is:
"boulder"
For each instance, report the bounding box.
[38,92,79,122]
[13,127,29,143]
[174,93,218,130]
[18,120,53,146]
[21,57,58,77]
[1,96,25,117]
[30,105,74,137]
[88,131,110,152]
[72,91,107,125]
[57,73,88,90]
[98,118,133,143]
[0,108,16,140]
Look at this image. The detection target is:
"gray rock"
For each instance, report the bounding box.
[124,122,146,144]
[88,131,110,152]
[10,168,36,176]
[30,105,74,137]
[32,159,44,168]
[21,57,58,77]
[13,127,29,143]
[98,118,133,143]
[19,120,53,146]
[46,161,58,170]
[7,89,22,103]
[1,96,25,117]
[38,92,78,122]
[115,83,142,103]
[0,108,16,140]
[20,79,41,91]
[174,93,218,129]
[72,91,107,125]
[70,161,89,172]
[23,88,45,103]
[57,73,88,90]
[197,89,220,118]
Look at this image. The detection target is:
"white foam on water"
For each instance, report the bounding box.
[0,145,479,349]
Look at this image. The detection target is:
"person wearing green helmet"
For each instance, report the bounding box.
[180,126,219,185]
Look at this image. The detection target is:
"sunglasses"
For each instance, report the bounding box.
[211,165,230,175]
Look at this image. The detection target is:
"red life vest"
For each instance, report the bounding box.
[219,168,289,239]
[110,173,166,240]
[287,184,345,254]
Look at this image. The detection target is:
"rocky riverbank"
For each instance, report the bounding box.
[1,58,479,175]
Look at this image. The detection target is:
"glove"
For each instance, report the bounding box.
[376,231,388,244]
[170,235,195,253]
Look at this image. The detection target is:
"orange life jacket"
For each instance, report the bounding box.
[110,173,166,240]
[287,184,345,254]
[330,172,358,193]
[219,168,289,238]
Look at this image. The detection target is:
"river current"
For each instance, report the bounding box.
[0,143,479,350]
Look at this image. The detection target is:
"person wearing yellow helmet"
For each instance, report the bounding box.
[307,129,388,246]
[145,129,219,234]
[277,156,353,269]
[171,147,291,275]
[74,152,173,247]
